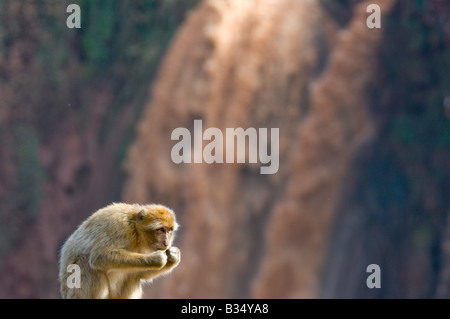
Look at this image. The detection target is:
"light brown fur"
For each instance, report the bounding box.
[59,203,180,299]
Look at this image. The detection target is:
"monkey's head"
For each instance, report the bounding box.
[133,204,179,251]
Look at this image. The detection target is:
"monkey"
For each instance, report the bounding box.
[58,203,180,299]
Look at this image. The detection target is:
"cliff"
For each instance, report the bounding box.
[124,0,450,298]
[124,0,385,298]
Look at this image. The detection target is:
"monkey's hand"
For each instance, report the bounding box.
[139,248,180,281]
[165,246,181,267]
[145,250,167,269]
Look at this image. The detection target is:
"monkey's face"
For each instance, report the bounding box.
[152,226,175,250]
[134,205,178,251]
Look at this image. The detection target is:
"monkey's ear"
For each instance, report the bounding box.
[135,209,146,222]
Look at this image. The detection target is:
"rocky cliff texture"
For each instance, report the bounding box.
[124,0,395,298]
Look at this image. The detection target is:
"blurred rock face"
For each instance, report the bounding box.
[124,0,393,298]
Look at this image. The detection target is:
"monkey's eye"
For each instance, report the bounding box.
[156,228,165,233]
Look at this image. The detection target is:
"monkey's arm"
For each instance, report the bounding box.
[89,249,167,271]
[141,246,180,281]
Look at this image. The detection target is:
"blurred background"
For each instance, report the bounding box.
[0,0,449,298]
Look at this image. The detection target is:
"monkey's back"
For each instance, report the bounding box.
[58,203,141,281]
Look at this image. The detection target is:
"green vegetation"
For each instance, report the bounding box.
[0,0,199,261]
[382,0,450,219]
[362,0,450,272]
[75,0,199,145]
[13,127,45,219]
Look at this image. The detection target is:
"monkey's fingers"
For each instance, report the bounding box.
[166,247,181,263]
